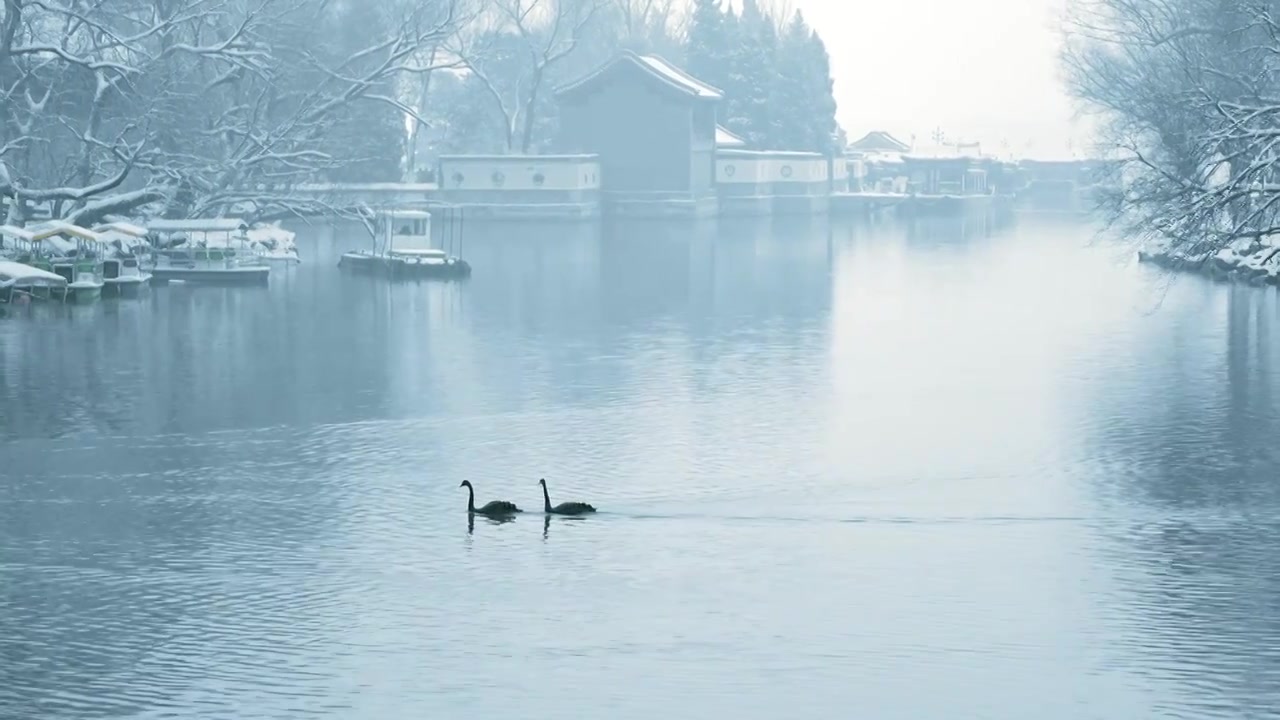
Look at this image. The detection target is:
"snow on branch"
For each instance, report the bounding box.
[1064,0,1280,254]
[0,0,469,224]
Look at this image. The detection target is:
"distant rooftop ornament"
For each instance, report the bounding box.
[554,50,723,100]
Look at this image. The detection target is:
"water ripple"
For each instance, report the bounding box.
[3,219,1280,718]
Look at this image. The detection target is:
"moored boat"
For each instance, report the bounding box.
[146,219,270,285]
[28,221,106,303]
[54,257,106,302]
[338,209,470,279]
[149,247,271,285]
[102,255,152,297]
[245,222,301,264]
[0,259,69,303]
[93,222,154,297]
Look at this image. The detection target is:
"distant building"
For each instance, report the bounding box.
[846,131,911,154]
[554,51,722,217]
[846,130,912,193]
[1018,158,1106,211]
[901,142,993,195]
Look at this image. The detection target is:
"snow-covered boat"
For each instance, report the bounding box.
[245,222,301,264]
[338,209,470,279]
[0,225,37,259]
[102,254,152,296]
[93,222,153,297]
[0,226,54,300]
[148,218,298,264]
[0,259,68,303]
[146,219,270,285]
[28,221,106,303]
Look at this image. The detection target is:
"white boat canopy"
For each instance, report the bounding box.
[0,225,36,242]
[28,220,103,243]
[93,221,149,237]
[383,210,432,220]
[0,259,69,288]
[148,218,248,233]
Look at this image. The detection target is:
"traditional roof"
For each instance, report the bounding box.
[848,131,911,153]
[716,125,746,147]
[555,51,723,101]
[903,142,986,161]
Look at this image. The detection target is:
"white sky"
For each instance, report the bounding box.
[793,0,1090,158]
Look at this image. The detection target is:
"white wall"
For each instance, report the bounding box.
[439,155,601,191]
[716,153,830,184]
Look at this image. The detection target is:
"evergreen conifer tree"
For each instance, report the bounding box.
[721,0,776,146]
[681,2,843,152]
[802,24,841,154]
[685,0,732,93]
[772,11,814,150]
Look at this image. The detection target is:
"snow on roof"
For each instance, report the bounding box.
[96,229,149,250]
[555,51,723,100]
[148,218,248,232]
[0,225,35,241]
[0,259,67,288]
[716,125,746,147]
[28,220,101,242]
[383,209,432,219]
[93,221,149,237]
[297,182,438,192]
[1019,156,1097,166]
[848,131,911,153]
[246,222,296,245]
[719,149,825,159]
[638,55,722,98]
[859,151,905,164]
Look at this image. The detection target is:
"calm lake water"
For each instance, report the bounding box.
[2,214,1280,719]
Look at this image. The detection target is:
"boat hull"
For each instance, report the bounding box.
[17,285,61,301]
[103,275,152,297]
[64,283,102,303]
[150,266,270,285]
[338,252,471,280]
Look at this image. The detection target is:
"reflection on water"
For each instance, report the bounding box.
[2,215,1280,718]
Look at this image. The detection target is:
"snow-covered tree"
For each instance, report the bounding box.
[447,0,606,154]
[1064,0,1280,257]
[794,15,840,154]
[685,0,732,91]
[768,11,839,154]
[721,0,778,147]
[682,1,839,151]
[599,0,687,56]
[0,0,465,224]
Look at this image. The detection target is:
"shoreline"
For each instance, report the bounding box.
[1137,240,1280,286]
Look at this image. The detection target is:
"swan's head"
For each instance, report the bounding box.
[537,478,546,486]
[459,480,472,489]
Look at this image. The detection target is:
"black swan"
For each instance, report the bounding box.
[538,478,596,515]
[459,481,521,516]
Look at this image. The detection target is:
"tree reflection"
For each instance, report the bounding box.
[1084,281,1280,715]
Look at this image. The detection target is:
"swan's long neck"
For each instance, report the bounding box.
[465,484,475,513]
[541,483,552,512]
